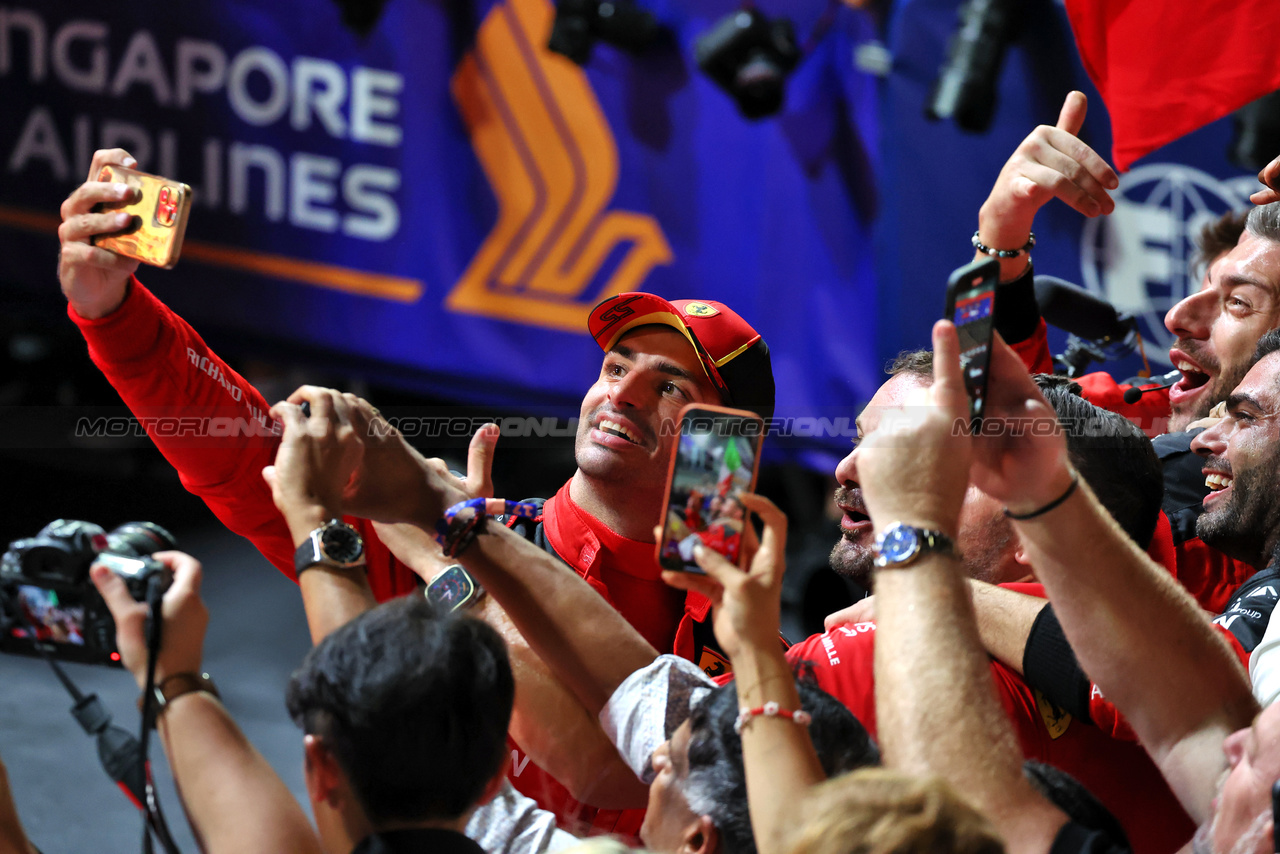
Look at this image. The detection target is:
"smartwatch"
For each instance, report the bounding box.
[873,522,956,569]
[294,519,366,576]
[426,564,485,612]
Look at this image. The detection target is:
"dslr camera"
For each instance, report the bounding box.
[0,520,175,666]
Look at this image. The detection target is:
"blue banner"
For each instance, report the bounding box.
[0,0,879,457]
[877,0,1261,388]
[0,0,1263,464]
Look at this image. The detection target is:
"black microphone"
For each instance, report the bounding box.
[1122,370,1181,405]
[1034,276,1135,342]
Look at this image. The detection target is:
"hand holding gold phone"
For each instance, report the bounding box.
[90,165,193,269]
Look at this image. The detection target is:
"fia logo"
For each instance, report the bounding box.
[1079,164,1254,368]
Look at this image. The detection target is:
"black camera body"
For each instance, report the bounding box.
[0,520,175,666]
[695,9,800,119]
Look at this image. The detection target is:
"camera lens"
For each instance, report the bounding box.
[104,522,177,557]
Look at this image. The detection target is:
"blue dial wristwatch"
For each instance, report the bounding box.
[873,522,956,568]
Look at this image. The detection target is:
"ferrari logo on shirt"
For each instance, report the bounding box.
[699,647,731,678]
[1034,689,1072,740]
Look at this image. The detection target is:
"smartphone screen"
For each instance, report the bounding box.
[944,258,1000,427]
[9,585,87,646]
[657,404,764,572]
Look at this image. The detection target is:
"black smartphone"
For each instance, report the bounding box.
[944,258,1000,428]
[657,404,764,572]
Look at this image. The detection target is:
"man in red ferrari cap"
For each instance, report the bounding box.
[57,149,776,841]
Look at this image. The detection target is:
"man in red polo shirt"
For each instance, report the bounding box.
[431,351,1193,854]
[56,148,775,839]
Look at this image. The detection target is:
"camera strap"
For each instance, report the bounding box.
[136,575,180,854]
[14,603,180,853]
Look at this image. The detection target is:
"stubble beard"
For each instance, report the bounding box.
[1196,455,1280,569]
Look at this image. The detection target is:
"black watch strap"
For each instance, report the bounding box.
[138,671,219,716]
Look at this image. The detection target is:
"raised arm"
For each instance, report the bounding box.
[967,331,1258,823]
[59,149,302,576]
[91,553,321,854]
[862,322,1068,854]
[453,523,661,715]
[975,91,1116,282]
[665,494,825,854]
[264,389,377,643]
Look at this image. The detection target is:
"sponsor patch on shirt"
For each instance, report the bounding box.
[1034,689,1072,739]
[699,647,731,678]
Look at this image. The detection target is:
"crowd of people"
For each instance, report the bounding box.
[5,89,1280,854]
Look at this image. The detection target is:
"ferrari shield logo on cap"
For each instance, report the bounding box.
[684,302,719,317]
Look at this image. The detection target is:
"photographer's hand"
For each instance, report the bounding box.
[58,148,143,320]
[95,555,323,854]
[91,551,208,691]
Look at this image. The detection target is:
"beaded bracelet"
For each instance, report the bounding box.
[734,701,813,735]
[434,498,541,558]
[972,230,1036,259]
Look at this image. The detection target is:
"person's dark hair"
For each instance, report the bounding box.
[1038,382,1162,548]
[1247,202,1280,245]
[285,597,514,825]
[887,350,933,380]
[1255,328,1280,365]
[1193,210,1248,272]
[683,671,880,854]
[1022,761,1129,850]
[884,351,1161,548]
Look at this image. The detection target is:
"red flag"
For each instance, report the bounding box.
[1065,0,1280,171]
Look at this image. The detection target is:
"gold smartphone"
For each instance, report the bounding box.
[91,165,193,269]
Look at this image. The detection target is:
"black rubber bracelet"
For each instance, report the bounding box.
[1003,470,1079,521]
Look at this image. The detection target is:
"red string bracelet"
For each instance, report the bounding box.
[734,701,813,734]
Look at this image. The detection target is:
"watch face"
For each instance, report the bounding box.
[879,524,921,564]
[320,524,364,564]
[426,566,476,612]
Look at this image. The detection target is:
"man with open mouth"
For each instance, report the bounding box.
[57,148,778,844]
[968,91,1280,614]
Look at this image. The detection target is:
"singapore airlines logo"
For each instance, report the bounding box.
[1079,164,1252,368]
[448,0,673,332]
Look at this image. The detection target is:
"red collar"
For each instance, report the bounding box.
[542,482,713,618]
[543,482,661,580]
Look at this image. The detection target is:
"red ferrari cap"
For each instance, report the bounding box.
[587,292,775,420]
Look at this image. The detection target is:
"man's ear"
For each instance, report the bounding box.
[303,734,344,808]
[681,815,720,854]
[1012,544,1035,581]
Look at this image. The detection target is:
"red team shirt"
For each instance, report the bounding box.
[785,598,1195,854]
[69,278,723,840]
[73,283,1241,852]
